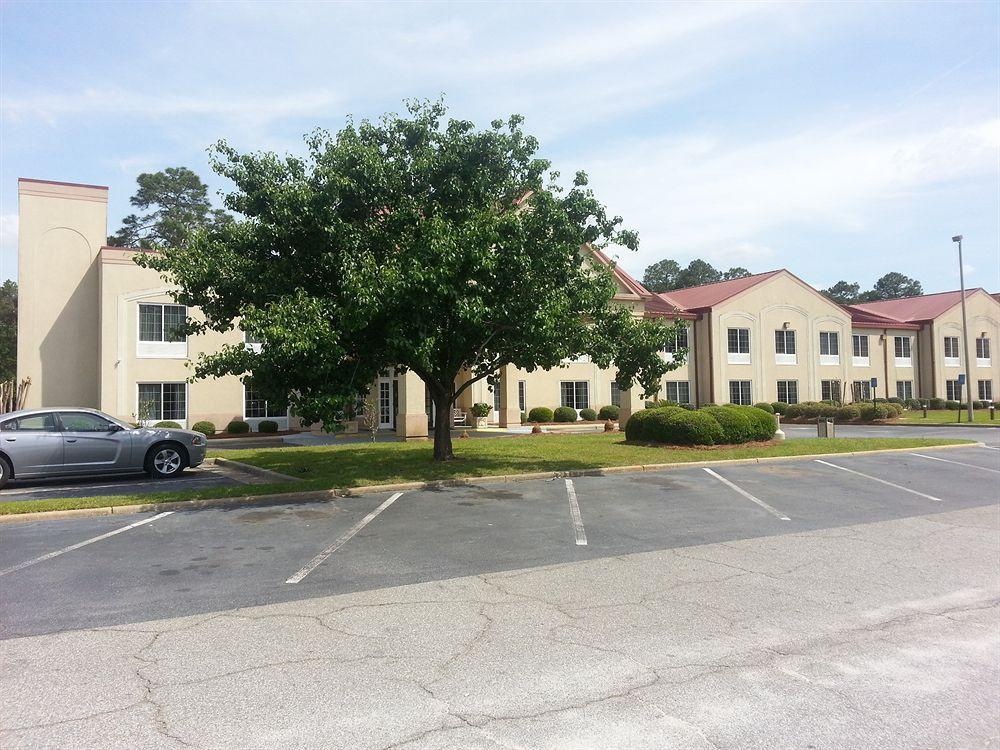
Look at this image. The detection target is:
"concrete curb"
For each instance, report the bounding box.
[0,441,984,524]
[209,456,298,483]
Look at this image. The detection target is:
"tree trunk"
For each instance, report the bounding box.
[433,396,455,461]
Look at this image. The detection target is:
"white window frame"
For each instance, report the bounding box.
[976,337,991,367]
[518,381,526,413]
[978,380,993,401]
[663,381,690,404]
[664,326,689,361]
[727,328,751,365]
[245,330,263,354]
[137,303,188,359]
[945,379,962,401]
[243,382,288,428]
[819,331,840,366]
[894,336,912,368]
[852,380,872,402]
[610,382,621,408]
[776,380,798,405]
[943,336,960,367]
[136,382,188,427]
[560,381,590,412]
[851,334,870,367]
[896,380,913,401]
[728,380,752,405]
[774,330,797,365]
[821,379,841,402]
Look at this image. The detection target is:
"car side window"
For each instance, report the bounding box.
[4,414,58,431]
[57,412,113,432]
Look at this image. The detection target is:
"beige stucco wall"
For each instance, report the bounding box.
[926,291,1000,400]
[846,328,921,401]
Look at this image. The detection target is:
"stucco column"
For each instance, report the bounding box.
[396,370,429,440]
[616,385,645,431]
[498,365,521,427]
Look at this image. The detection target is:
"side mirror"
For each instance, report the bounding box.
[107,424,124,433]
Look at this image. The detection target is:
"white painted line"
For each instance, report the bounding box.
[909,453,1000,474]
[981,445,1000,451]
[286,492,405,584]
[0,512,175,578]
[1,478,220,497]
[814,460,943,502]
[564,479,588,546]
[703,468,790,521]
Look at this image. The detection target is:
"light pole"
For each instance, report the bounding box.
[952,235,974,423]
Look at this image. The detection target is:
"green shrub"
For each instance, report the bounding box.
[153,421,181,429]
[650,410,725,445]
[738,405,778,441]
[836,404,860,421]
[470,402,491,418]
[679,402,697,410]
[858,404,888,421]
[944,400,960,410]
[700,402,717,408]
[701,406,755,444]
[771,402,789,415]
[520,412,527,423]
[753,402,774,413]
[191,420,216,436]
[928,397,946,410]
[882,403,903,418]
[226,420,250,434]
[579,407,598,421]
[527,407,553,423]
[887,396,904,405]
[258,420,279,433]
[975,400,990,409]
[553,406,578,422]
[904,398,922,410]
[624,406,683,442]
[597,405,620,420]
[784,403,803,419]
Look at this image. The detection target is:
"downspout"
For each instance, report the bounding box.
[706,312,714,405]
[928,322,936,398]
[883,328,890,400]
[691,317,698,406]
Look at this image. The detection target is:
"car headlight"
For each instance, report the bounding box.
[191,435,205,446]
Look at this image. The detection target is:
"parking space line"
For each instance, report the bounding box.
[564,479,588,546]
[0,512,175,578]
[909,453,1000,474]
[702,468,790,521]
[814,460,943,502]
[1,478,223,497]
[285,492,406,584]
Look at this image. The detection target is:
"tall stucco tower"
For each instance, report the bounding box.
[17,178,108,408]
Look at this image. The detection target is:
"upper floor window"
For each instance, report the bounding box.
[727,328,751,364]
[852,334,869,361]
[943,336,960,364]
[819,331,840,365]
[894,336,911,359]
[976,337,991,364]
[139,304,185,343]
[773,330,796,365]
[664,326,689,354]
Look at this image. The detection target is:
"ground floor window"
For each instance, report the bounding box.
[852,380,871,401]
[492,381,502,415]
[945,380,962,401]
[978,380,993,401]
[518,381,526,413]
[560,381,590,410]
[776,380,798,404]
[610,382,620,407]
[729,380,752,405]
[820,379,841,402]
[896,380,913,400]
[138,383,186,422]
[244,383,285,419]
[664,381,690,404]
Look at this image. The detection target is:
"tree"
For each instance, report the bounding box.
[674,259,721,289]
[642,259,680,292]
[720,266,751,281]
[642,258,752,292]
[138,101,686,461]
[0,281,16,381]
[821,280,862,305]
[108,167,231,249]
[867,272,923,301]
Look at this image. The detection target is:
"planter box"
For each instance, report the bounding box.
[475,417,489,429]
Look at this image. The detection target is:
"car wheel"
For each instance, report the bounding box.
[0,455,10,490]
[147,444,186,479]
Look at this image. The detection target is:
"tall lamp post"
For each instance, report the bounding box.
[952,235,974,423]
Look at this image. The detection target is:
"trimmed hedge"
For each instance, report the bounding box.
[679,402,697,410]
[624,406,683,442]
[579,408,598,421]
[527,407,553,423]
[858,403,889,421]
[701,406,755,444]
[928,397,946,410]
[904,398,922,410]
[944,400,960,410]
[753,402,774,413]
[836,404,860,421]
[597,405,620,420]
[652,410,725,445]
[191,420,216,436]
[771,402,789,415]
[257,420,279,433]
[153,421,181,429]
[226,420,251,434]
[883,403,903,418]
[738,405,778,441]
[553,406,578,423]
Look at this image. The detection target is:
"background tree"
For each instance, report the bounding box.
[820,280,862,304]
[720,266,751,281]
[138,101,686,461]
[643,258,752,292]
[867,272,923,301]
[0,280,16,380]
[108,166,231,249]
[642,258,680,292]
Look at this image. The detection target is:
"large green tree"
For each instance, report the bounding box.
[0,280,15,381]
[108,166,231,249]
[821,273,923,304]
[642,258,751,292]
[138,101,685,460]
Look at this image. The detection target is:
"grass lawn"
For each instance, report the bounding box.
[897,409,998,425]
[0,433,974,516]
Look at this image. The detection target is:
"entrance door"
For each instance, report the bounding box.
[377,378,394,429]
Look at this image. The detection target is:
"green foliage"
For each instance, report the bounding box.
[192,420,216,436]
[107,167,231,249]
[738,405,778,440]
[226,420,250,434]
[553,406,578,422]
[520,411,527,423]
[136,101,681,461]
[820,273,922,304]
[597,405,620,420]
[470,402,491,418]
[886,396,904,404]
[579,407,598,421]
[257,420,279,433]
[904,398,922,410]
[858,403,889,421]
[928,398,946,410]
[528,407,553,423]
[623,406,683,442]
[701,406,755,444]
[883,403,903,418]
[653,410,725,445]
[753,402,774,413]
[771,402,788,414]
[0,281,15,381]
[836,404,860,421]
[153,421,182,428]
[820,281,861,304]
[784,402,839,419]
[642,258,752,292]
[944,400,960,410]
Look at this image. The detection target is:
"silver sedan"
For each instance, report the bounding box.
[0,408,207,490]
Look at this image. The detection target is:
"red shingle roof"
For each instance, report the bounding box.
[587,246,651,297]
[656,270,783,312]
[848,289,987,323]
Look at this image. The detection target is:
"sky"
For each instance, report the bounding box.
[1,1,998,293]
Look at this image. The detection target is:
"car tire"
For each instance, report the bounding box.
[146,443,187,479]
[0,455,11,490]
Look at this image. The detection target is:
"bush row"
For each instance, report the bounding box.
[525,405,618,423]
[626,404,776,446]
[185,420,281,437]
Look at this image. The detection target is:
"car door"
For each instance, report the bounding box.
[56,412,132,474]
[0,413,65,477]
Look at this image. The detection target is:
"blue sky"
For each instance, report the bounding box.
[2,1,997,292]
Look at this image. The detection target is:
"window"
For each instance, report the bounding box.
[560,381,590,410]
[945,380,962,401]
[728,380,752,405]
[244,383,285,419]
[944,336,960,364]
[727,328,750,364]
[138,383,186,422]
[492,382,501,414]
[894,336,911,364]
[852,380,871,401]
[664,327,689,354]
[774,330,796,354]
[977,337,991,364]
[663,381,690,404]
[58,412,114,432]
[610,382,621,407]
[821,380,841,402]
[776,380,798,405]
[518,381,526,413]
[896,381,913,401]
[0,413,57,432]
[819,331,839,357]
[979,380,993,401]
[139,304,186,343]
[852,334,869,359]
